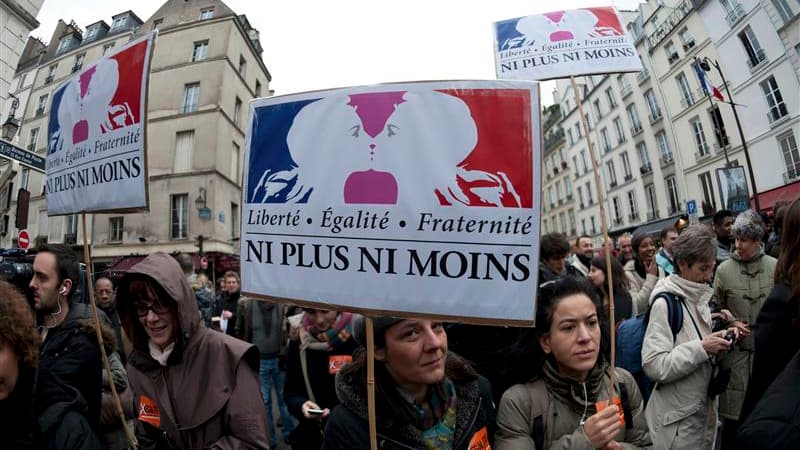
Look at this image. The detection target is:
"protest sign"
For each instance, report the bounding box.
[241,81,541,325]
[45,32,154,215]
[494,7,642,81]
[717,166,749,213]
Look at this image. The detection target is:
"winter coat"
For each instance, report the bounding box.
[739,281,799,421]
[736,349,800,450]
[284,327,358,449]
[213,290,241,336]
[495,366,651,449]
[716,238,733,264]
[322,353,495,450]
[624,259,665,315]
[713,249,777,420]
[118,253,270,450]
[235,297,287,358]
[641,275,717,450]
[38,300,107,431]
[569,255,590,278]
[100,351,136,450]
[38,366,105,450]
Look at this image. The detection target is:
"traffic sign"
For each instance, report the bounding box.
[200,256,208,269]
[18,229,30,250]
[0,140,45,172]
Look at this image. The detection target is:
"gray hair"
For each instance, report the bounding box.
[732,209,765,241]
[673,224,717,269]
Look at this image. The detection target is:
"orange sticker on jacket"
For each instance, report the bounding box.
[596,396,625,426]
[328,355,352,374]
[138,394,161,428]
[468,427,492,450]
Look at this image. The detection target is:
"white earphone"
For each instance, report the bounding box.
[59,287,67,295]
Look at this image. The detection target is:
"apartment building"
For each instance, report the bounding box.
[0,0,271,273]
[1,0,44,127]
[541,103,578,242]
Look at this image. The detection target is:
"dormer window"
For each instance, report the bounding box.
[110,16,127,30]
[85,26,98,40]
[200,8,214,20]
[56,36,74,53]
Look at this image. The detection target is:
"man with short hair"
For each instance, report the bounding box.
[214,271,241,336]
[32,244,104,431]
[617,233,634,265]
[95,276,125,360]
[655,226,679,275]
[538,232,578,284]
[713,209,735,263]
[569,235,594,278]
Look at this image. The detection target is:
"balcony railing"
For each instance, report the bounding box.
[624,174,633,182]
[631,124,643,136]
[668,52,680,65]
[640,164,653,175]
[725,3,745,27]
[682,40,696,51]
[637,68,650,84]
[784,167,800,184]
[26,143,36,151]
[694,148,712,162]
[649,110,663,124]
[629,212,639,221]
[747,48,767,70]
[660,154,674,168]
[647,211,659,221]
[609,181,618,188]
[44,75,54,84]
[621,83,633,98]
[613,218,624,226]
[71,64,82,73]
[680,95,696,109]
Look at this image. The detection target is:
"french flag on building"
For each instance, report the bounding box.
[694,61,724,101]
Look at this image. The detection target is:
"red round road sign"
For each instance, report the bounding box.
[200,256,208,269]
[18,230,30,249]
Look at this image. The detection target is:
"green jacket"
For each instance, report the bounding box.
[713,249,777,420]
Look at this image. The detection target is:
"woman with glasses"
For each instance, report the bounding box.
[117,253,270,450]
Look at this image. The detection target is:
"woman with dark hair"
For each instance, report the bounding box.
[623,230,665,316]
[322,317,494,449]
[739,198,800,423]
[495,278,650,449]
[588,256,634,323]
[0,280,103,449]
[116,253,270,450]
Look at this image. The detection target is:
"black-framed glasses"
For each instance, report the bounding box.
[135,300,171,317]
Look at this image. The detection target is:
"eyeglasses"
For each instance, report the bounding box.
[135,300,171,317]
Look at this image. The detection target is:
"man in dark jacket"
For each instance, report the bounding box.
[31,244,104,431]
[96,276,126,361]
[538,232,579,285]
[214,271,241,336]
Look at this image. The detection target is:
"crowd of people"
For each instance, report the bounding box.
[0,198,797,449]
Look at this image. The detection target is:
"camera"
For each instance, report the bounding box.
[0,248,35,304]
[723,329,737,343]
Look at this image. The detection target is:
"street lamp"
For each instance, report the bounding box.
[195,186,211,220]
[2,94,20,141]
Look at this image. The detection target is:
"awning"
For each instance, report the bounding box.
[628,214,684,237]
[752,181,800,212]
[104,255,146,279]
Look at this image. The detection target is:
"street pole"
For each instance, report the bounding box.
[706,58,760,211]
[694,57,731,167]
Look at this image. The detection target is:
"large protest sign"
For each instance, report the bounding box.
[494,7,642,81]
[241,81,541,324]
[45,32,154,215]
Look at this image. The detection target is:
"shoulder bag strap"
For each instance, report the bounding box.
[299,346,316,403]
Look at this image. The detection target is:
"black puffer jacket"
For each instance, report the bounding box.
[36,367,105,450]
[322,353,494,450]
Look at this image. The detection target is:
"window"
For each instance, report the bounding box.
[238,55,247,76]
[637,142,652,169]
[665,41,679,64]
[627,190,639,220]
[761,76,788,123]
[618,75,632,96]
[646,184,658,219]
[656,131,672,162]
[568,209,576,232]
[20,168,30,190]
[772,0,794,22]
[45,65,56,83]
[556,180,563,202]
[16,72,27,90]
[627,104,641,133]
[739,26,765,68]
[572,156,579,175]
[110,16,127,30]
[665,176,679,214]
[170,194,188,239]
[679,27,695,50]
[109,217,123,242]
[721,0,745,24]
[590,217,597,234]
[699,172,716,210]
[613,117,625,144]
[600,128,611,153]
[559,212,567,233]
[174,130,195,172]
[255,80,262,97]
[85,25,99,40]
[621,152,632,179]
[233,97,242,126]
[612,197,623,223]
[580,150,588,173]
[567,129,575,146]
[676,72,694,107]
[575,123,583,139]
[36,94,48,116]
[593,100,602,118]
[578,186,584,207]
[231,203,239,238]
[27,127,39,151]
[153,18,163,31]
[779,132,800,181]
[690,118,710,156]
[548,187,555,206]
[199,8,214,20]
[605,87,617,108]
[73,53,85,72]
[606,160,618,187]
[645,89,661,120]
[56,36,73,53]
[231,142,240,182]
[709,106,729,147]
[192,41,208,61]
[66,214,78,236]
[565,178,573,198]
[182,83,200,113]
[585,182,593,204]
[102,43,115,56]
[581,218,587,235]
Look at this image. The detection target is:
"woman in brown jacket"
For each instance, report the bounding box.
[117,253,270,450]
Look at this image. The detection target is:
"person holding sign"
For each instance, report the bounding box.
[116,253,270,450]
[495,278,650,449]
[322,317,494,450]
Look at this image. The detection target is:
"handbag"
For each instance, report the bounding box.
[683,300,731,397]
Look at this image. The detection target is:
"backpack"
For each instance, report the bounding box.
[616,292,684,384]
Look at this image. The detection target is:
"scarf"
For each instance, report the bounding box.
[148,341,175,366]
[301,312,353,351]
[398,378,458,450]
[542,358,608,418]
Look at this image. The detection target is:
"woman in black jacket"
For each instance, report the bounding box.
[322,317,494,450]
[587,255,634,323]
[284,308,358,449]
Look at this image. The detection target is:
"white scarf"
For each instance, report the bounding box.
[148,340,176,366]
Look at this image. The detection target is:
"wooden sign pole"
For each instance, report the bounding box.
[366,317,378,450]
[569,76,618,394]
[82,212,137,449]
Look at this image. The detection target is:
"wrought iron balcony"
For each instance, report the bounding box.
[725,3,745,27]
[640,164,653,175]
[637,68,650,84]
[649,110,663,124]
[694,148,712,162]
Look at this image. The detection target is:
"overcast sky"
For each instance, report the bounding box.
[32,0,643,105]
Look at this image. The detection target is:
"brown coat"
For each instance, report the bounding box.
[118,253,269,450]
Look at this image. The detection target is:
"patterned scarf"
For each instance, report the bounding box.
[301,312,353,351]
[401,378,458,450]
